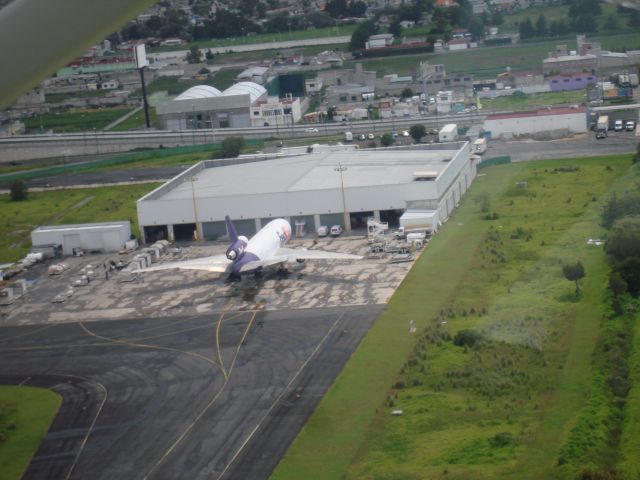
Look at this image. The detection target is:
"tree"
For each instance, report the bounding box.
[409,124,426,142]
[634,141,640,164]
[563,261,586,295]
[616,257,640,296]
[519,17,535,39]
[606,216,640,260]
[187,45,202,63]
[389,19,402,37]
[350,20,377,50]
[205,49,214,61]
[630,10,640,29]
[535,14,547,37]
[491,10,503,25]
[603,14,618,30]
[219,137,244,158]
[9,180,28,201]
[401,87,414,98]
[381,132,394,147]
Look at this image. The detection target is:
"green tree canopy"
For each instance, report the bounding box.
[563,261,586,294]
[9,180,28,201]
[381,132,393,147]
[606,216,640,260]
[409,124,426,142]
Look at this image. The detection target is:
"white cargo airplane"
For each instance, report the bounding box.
[138,216,362,279]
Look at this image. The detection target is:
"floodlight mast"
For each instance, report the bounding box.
[134,44,151,129]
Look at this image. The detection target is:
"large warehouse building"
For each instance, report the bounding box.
[484,106,588,139]
[136,143,477,243]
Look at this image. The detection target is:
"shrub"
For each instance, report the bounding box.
[489,432,513,447]
[9,180,28,201]
[453,329,481,347]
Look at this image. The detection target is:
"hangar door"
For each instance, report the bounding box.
[62,234,81,256]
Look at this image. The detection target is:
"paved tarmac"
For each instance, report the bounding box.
[0,305,382,480]
[0,237,408,479]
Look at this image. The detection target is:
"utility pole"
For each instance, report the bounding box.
[134,44,151,128]
[334,162,350,233]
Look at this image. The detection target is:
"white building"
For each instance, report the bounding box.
[250,95,302,127]
[484,106,588,139]
[366,34,394,49]
[31,222,131,256]
[136,144,477,243]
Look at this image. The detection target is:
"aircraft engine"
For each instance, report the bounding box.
[226,238,247,261]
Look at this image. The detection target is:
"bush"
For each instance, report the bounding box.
[605,216,640,260]
[453,329,481,347]
[380,132,393,147]
[9,180,28,201]
[409,124,426,142]
[489,432,513,447]
[218,136,244,158]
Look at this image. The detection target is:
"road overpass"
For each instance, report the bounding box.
[0,113,485,163]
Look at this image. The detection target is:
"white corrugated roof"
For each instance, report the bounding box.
[221,82,267,102]
[174,85,222,100]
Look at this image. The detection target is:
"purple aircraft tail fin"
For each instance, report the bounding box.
[225,215,239,244]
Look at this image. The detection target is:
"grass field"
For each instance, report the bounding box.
[272,154,639,479]
[356,33,640,79]
[0,183,159,263]
[23,108,133,134]
[479,90,586,112]
[109,107,158,131]
[150,25,356,53]
[0,386,61,480]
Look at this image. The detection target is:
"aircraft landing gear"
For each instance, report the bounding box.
[276,266,289,279]
[226,272,241,283]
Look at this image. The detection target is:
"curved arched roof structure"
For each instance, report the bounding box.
[221,82,267,103]
[174,85,222,101]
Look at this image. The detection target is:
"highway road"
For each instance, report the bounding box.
[0,112,485,163]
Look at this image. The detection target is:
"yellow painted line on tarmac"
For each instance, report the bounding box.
[78,322,219,367]
[143,309,258,480]
[64,380,108,480]
[215,310,345,480]
[215,305,233,381]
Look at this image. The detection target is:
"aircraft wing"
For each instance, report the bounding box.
[274,247,363,261]
[236,247,362,273]
[135,255,232,273]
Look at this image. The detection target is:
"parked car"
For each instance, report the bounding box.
[305,127,319,133]
[614,120,624,131]
[392,131,398,138]
[401,130,410,137]
[358,133,366,140]
[626,120,636,131]
[367,133,375,140]
[317,225,329,237]
[330,225,343,236]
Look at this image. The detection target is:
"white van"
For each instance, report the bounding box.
[614,120,624,131]
[317,225,329,237]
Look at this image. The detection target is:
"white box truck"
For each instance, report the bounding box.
[471,138,487,154]
[344,131,353,142]
[439,123,457,142]
[596,115,608,139]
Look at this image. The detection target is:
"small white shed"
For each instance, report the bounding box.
[31,221,131,256]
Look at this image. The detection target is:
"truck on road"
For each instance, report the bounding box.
[471,137,487,154]
[439,123,458,143]
[596,115,609,139]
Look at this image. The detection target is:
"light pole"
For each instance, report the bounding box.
[191,104,196,145]
[190,176,200,241]
[334,162,350,233]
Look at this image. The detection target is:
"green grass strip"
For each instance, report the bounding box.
[0,386,61,480]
